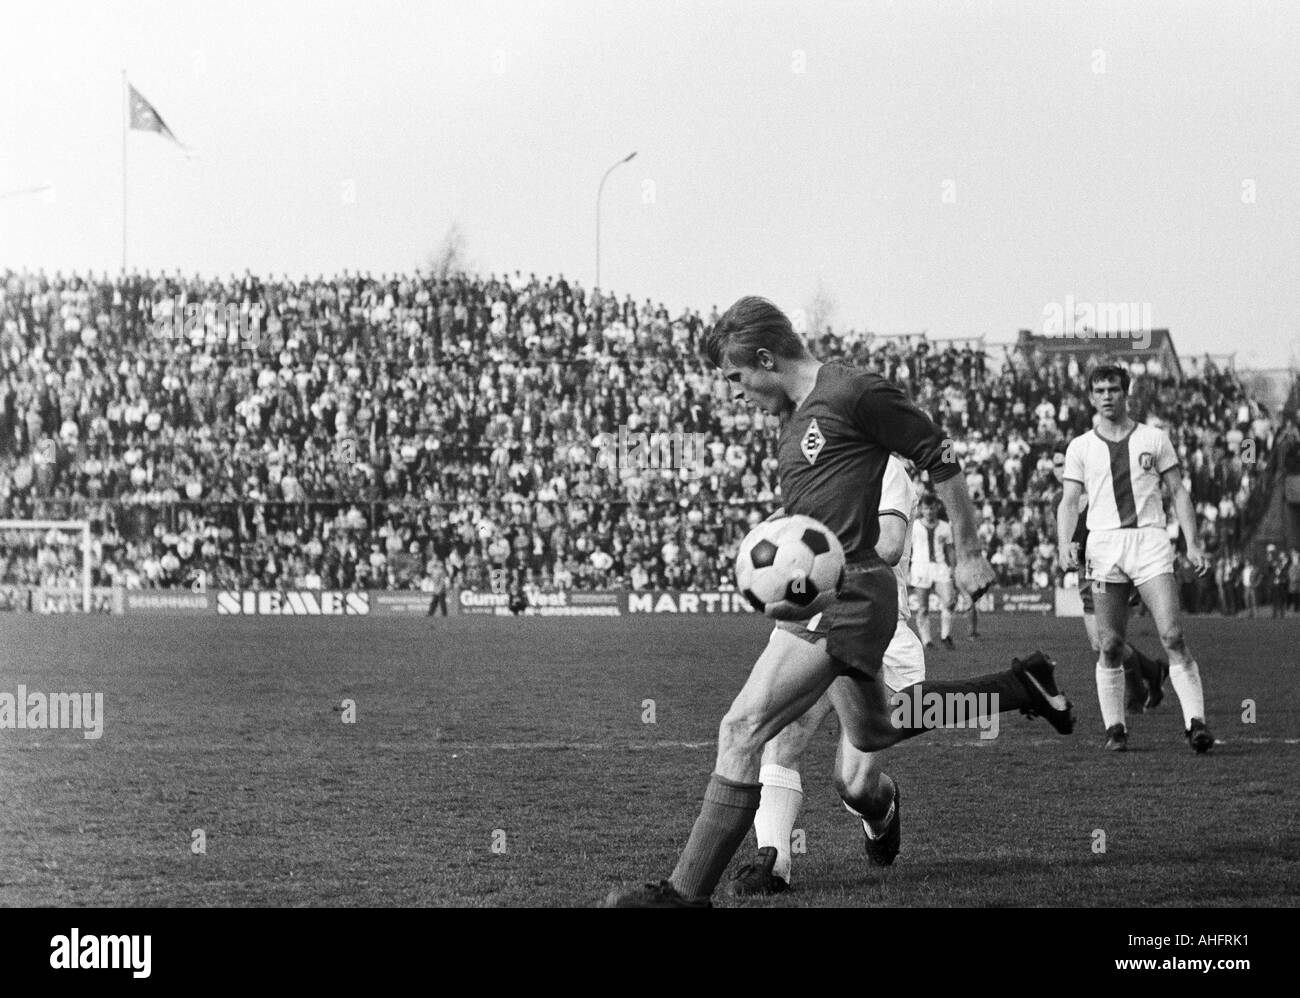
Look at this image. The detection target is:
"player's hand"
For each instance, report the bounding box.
[955,553,996,602]
[1187,544,1211,576]
[1061,541,1080,572]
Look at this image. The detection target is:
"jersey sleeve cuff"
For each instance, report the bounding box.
[927,461,961,484]
[878,509,908,523]
[1062,476,1084,485]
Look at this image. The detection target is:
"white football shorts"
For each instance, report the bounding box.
[908,561,954,589]
[1085,526,1175,588]
[880,619,926,691]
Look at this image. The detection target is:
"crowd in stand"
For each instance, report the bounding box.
[1,267,1295,610]
[1194,544,1300,617]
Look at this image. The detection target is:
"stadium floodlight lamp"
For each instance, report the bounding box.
[596,151,638,289]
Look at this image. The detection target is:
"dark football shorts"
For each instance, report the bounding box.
[776,554,898,680]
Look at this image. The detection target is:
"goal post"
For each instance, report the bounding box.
[0,518,92,613]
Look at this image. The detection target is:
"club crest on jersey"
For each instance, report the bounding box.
[801,418,826,464]
[1138,451,1154,471]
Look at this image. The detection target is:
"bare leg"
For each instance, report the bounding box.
[667,629,839,900]
[914,588,934,645]
[1092,581,1132,734]
[752,692,835,883]
[936,579,957,643]
[827,677,892,816]
[1136,573,1206,730]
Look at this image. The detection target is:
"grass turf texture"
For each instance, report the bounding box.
[1,612,1296,907]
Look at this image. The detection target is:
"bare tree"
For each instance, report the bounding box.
[805,277,837,338]
[425,222,469,280]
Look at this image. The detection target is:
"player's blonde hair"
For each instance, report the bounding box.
[702,296,809,369]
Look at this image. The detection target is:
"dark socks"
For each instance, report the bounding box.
[1121,647,1148,701]
[889,671,1029,740]
[1128,647,1164,687]
[669,773,761,901]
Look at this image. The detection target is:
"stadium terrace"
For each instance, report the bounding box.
[1,268,1295,609]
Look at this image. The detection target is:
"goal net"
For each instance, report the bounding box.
[0,518,94,613]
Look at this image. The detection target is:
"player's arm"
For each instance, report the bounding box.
[876,455,913,568]
[1057,479,1083,570]
[942,527,956,568]
[931,475,994,597]
[852,376,994,595]
[1161,466,1208,574]
[875,512,907,567]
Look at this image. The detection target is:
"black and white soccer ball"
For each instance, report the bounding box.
[735,514,846,620]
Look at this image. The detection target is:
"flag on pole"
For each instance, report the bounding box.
[128,83,186,149]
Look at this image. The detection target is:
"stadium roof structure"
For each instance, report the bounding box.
[1015,328,1183,381]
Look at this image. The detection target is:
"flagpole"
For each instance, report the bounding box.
[121,69,127,274]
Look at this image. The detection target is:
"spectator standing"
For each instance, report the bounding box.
[1228,553,1244,614]
[1241,558,1259,618]
[1269,548,1289,618]
[425,556,449,616]
[1289,549,1300,614]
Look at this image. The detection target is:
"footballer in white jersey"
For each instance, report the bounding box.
[1063,419,1180,586]
[1051,448,1169,716]
[1058,364,1215,754]
[909,510,954,586]
[908,498,959,648]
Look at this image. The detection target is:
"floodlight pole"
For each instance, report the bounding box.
[596,151,637,290]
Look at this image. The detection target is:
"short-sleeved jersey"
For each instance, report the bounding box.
[910,518,952,569]
[1063,423,1178,531]
[778,364,959,564]
[879,455,918,621]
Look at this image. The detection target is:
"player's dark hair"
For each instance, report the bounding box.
[702,296,809,369]
[1087,363,1130,393]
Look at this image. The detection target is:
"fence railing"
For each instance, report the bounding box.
[0,492,1076,533]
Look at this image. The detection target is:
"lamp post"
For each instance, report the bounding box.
[0,183,53,200]
[596,151,636,290]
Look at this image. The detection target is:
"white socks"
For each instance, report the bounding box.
[939,607,953,640]
[1099,655,1206,732]
[1168,660,1206,728]
[1096,660,1127,729]
[755,764,803,883]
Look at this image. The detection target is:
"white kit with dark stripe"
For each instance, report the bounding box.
[1063,423,1180,531]
[910,519,952,568]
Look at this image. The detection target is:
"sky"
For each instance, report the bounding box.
[2,0,1298,366]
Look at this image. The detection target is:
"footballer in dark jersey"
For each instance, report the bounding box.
[605,297,1077,908]
[775,362,953,563]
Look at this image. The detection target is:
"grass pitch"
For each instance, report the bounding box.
[1,610,1296,907]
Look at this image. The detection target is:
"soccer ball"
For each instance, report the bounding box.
[735,514,846,620]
